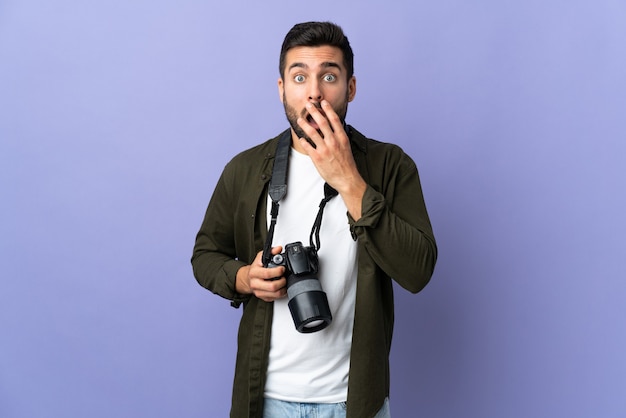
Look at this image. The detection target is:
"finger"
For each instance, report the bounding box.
[305,102,334,138]
[256,288,287,302]
[251,278,287,301]
[252,277,286,292]
[253,250,266,266]
[253,264,285,280]
[298,133,315,153]
[320,100,344,134]
[297,115,323,148]
[253,246,283,267]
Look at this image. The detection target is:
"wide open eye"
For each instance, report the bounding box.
[323,74,337,82]
[294,74,305,83]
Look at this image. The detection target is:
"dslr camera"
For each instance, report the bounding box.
[268,241,332,333]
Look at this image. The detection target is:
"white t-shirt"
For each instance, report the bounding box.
[264,149,358,403]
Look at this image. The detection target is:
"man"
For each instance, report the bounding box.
[192,21,437,418]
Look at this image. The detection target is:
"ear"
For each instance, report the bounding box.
[347,76,357,102]
[278,77,284,103]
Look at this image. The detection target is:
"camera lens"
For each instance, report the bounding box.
[287,273,332,333]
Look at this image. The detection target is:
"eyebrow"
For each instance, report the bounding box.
[288,61,342,72]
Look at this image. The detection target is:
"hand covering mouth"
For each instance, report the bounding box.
[304,105,327,125]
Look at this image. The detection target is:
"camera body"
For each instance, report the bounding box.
[268,241,332,333]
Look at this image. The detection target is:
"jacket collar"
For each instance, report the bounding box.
[347,124,368,154]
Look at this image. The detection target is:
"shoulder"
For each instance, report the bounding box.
[227,133,281,167]
[349,126,417,171]
[221,130,286,179]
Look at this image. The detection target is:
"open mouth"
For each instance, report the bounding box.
[305,107,327,126]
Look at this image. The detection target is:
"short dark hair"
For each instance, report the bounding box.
[279,21,354,80]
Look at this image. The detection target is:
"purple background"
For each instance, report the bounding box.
[1,1,625,417]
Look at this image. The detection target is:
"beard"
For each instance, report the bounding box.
[282,92,349,146]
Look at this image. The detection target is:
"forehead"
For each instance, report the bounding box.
[284,45,346,72]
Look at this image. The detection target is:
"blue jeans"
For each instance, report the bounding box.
[263,397,391,418]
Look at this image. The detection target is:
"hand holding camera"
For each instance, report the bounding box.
[236,246,287,302]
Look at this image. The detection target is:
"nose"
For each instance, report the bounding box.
[308,79,322,102]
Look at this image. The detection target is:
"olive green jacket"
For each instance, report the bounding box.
[191,126,437,418]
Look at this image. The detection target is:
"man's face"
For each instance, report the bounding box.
[278,45,356,147]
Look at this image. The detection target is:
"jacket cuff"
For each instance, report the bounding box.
[347,186,385,236]
[224,259,250,308]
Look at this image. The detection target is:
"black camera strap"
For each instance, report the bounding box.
[310,183,338,251]
[262,130,337,266]
[263,130,291,266]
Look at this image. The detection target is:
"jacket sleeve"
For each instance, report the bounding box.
[349,148,437,293]
[191,167,250,306]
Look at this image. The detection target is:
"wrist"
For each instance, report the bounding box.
[235,265,252,294]
[340,178,367,221]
